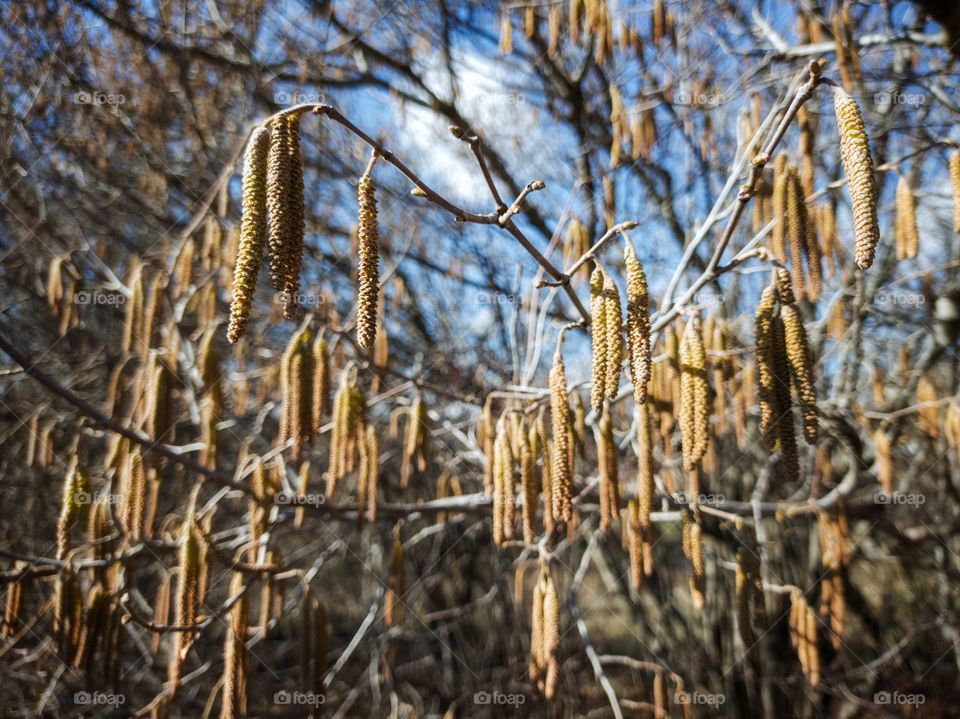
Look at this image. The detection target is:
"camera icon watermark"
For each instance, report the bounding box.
[275,492,325,507]
[75,691,125,707]
[73,90,125,106]
[674,491,726,505]
[76,289,125,306]
[675,691,725,706]
[874,690,925,707]
[474,690,525,706]
[274,690,325,706]
[675,90,725,107]
[875,491,925,507]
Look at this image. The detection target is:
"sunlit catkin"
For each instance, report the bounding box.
[266,116,293,294]
[550,344,573,523]
[786,165,808,301]
[682,510,705,609]
[356,174,381,349]
[519,425,537,543]
[542,566,561,701]
[493,415,515,544]
[636,401,655,576]
[780,304,818,444]
[754,287,778,449]
[597,402,619,532]
[895,175,919,260]
[281,113,305,319]
[624,243,651,406]
[772,315,799,483]
[311,331,331,431]
[603,272,624,401]
[771,154,789,262]
[679,316,709,471]
[950,151,960,233]
[833,87,879,270]
[169,514,201,696]
[220,572,248,719]
[590,268,608,413]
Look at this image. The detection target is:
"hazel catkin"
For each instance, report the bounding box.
[228,126,271,343]
[356,174,381,349]
[679,315,709,471]
[624,243,651,407]
[833,87,879,270]
[549,344,573,523]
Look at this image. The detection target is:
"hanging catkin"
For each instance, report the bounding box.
[226,127,270,343]
[311,331,331,431]
[771,154,789,262]
[519,423,537,543]
[624,243,651,406]
[772,314,799,483]
[780,303,818,444]
[122,264,144,356]
[950,151,960,234]
[597,402,619,532]
[833,87,879,270]
[169,514,201,697]
[220,571,248,719]
[492,415,515,544]
[266,116,294,294]
[682,510,705,609]
[590,268,608,413]
[541,565,561,700]
[754,287,778,448]
[384,535,406,627]
[603,272,624,401]
[789,590,820,687]
[636,401,655,577]
[679,316,709,471]
[356,173,381,349]
[786,164,809,302]
[529,571,547,686]
[550,343,573,523]
[895,175,919,260]
[57,470,91,560]
[281,113,305,320]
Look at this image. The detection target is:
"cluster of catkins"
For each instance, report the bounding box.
[227,114,382,351]
[754,269,818,483]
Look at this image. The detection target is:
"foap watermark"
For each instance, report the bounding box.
[75,691,126,707]
[274,690,325,706]
[675,90,726,107]
[874,690,925,707]
[274,90,326,105]
[875,289,924,308]
[73,90,125,106]
[76,289,125,306]
[277,291,326,308]
[875,491,925,507]
[275,491,325,507]
[874,91,925,107]
[674,491,726,505]
[474,690,525,706]
[675,691,725,707]
[692,292,725,309]
[475,92,526,105]
[477,291,523,306]
[74,490,123,506]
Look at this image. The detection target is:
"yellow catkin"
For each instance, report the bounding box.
[57,470,91,560]
[637,401,655,577]
[771,154,789,262]
[220,572,248,719]
[624,243,651,406]
[550,345,573,524]
[169,514,201,696]
[401,396,428,488]
[384,536,406,627]
[772,314,799,483]
[833,87,879,270]
[780,304,817,445]
[2,567,24,637]
[950,151,960,234]
[590,268,608,413]
[530,572,546,685]
[786,165,809,302]
[124,451,146,541]
[597,402,619,533]
[627,500,643,590]
[311,331,331,431]
[791,590,820,687]
[356,174,381,349]
[603,273,624,401]
[755,287,778,448]
[281,113,305,319]
[493,416,515,544]
[895,175,919,260]
[227,137,269,338]
[364,426,379,523]
[520,424,538,544]
[682,510,705,609]
[542,567,561,701]
[266,116,293,294]
[679,316,709,471]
